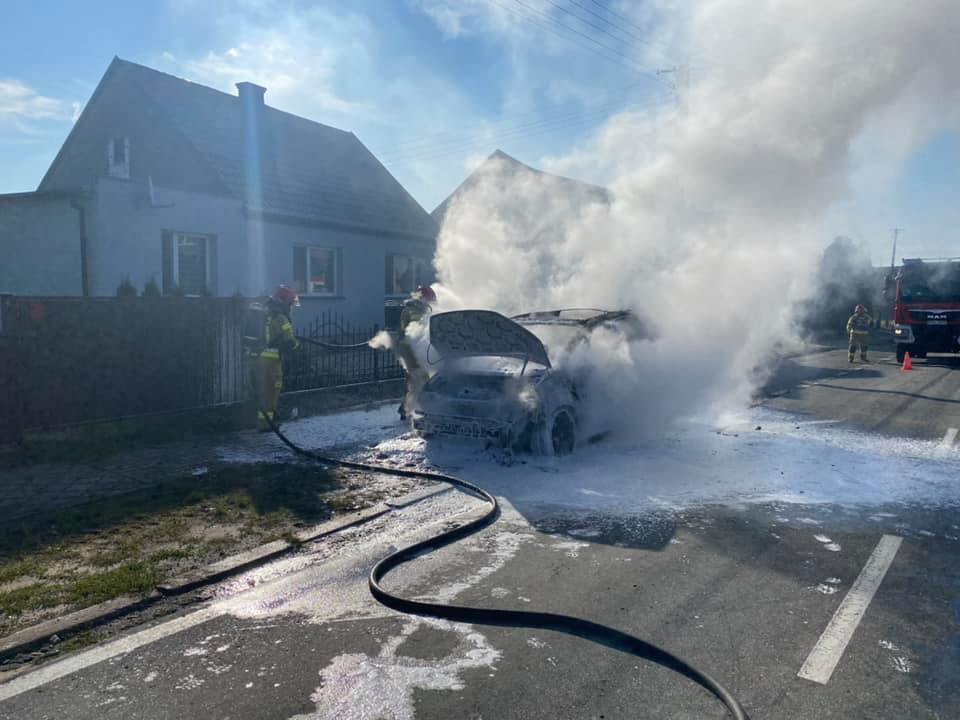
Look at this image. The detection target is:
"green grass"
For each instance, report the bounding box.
[147,547,193,563]
[0,461,371,635]
[67,563,159,606]
[0,557,42,585]
[0,584,63,615]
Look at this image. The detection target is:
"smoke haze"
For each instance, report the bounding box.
[432,0,960,436]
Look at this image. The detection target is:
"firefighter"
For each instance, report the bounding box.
[846,303,872,363]
[254,285,300,431]
[397,285,436,420]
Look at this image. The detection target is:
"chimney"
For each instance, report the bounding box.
[236,81,266,106]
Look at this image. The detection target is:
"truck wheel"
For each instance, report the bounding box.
[532,407,577,456]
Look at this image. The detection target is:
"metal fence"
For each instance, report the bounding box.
[0,295,247,440]
[0,296,403,443]
[284,310,403,392]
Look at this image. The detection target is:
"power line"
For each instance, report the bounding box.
[561,0,653,46]
[588,0,652,36]
[487,0,668,84]
[374,80,650,159]
[540,0,648,52]
[383,101,633,165]
[510,0,661,78]
[382,96,669,168]
[382,94,650,163]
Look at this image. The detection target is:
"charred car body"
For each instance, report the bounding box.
[411,308,648,455]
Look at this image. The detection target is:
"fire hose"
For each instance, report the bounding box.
[264,415,750,719]
[296,335,377,350]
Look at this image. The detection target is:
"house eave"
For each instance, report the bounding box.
[242,206,437,244]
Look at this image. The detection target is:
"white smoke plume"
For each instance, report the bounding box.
[433,0,960,436]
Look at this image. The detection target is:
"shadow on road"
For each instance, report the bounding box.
[763,358,884,395]
[811,382,960,405]
[0,462,343,557]
[915,355,960,369]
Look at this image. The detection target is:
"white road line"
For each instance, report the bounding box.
[798,535,903,685]
[941,427,958,448]
[0,606,223,703]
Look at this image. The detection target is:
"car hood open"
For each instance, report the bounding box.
[429,310,551,368]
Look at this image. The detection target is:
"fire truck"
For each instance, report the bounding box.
[889,258,960,363]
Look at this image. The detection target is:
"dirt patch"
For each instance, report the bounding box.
[0,461,422,637]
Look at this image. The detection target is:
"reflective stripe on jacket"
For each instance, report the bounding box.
[846,313,872,333]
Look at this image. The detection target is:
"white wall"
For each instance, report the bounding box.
[88,178,246,296]
[259,219,435,329]
[0,193,83,296]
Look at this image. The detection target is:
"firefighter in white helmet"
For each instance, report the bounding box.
[396,285,436,420]
[846,303,872,363]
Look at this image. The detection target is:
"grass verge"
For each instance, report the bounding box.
[0,461,412,638]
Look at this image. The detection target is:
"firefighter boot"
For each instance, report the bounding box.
[848,354,855,363]
[860,353,869,362]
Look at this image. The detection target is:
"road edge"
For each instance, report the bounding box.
[0,482,450,665]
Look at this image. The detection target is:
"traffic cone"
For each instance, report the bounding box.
[901,351,913,371]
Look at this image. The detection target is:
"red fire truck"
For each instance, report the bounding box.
[890,258,960,363]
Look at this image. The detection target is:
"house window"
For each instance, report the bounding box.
[162,231,216,295]
[107,137,130,179]
[386,255,432,296]
[293,247,339,295]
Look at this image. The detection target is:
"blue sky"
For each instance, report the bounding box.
[1,0,955,263]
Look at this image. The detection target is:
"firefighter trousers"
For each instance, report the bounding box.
[253,353,283,431]
[849,331,869,361]
[395,340,428,416]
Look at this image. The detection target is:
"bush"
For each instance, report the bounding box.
[116,277,137,298]
[142,277,161,297]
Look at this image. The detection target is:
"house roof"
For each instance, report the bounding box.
[53,58,437,239]
[431,149,611,223]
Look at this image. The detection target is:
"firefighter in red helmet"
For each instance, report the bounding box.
[397,285,436,420]
[253,285,300,431]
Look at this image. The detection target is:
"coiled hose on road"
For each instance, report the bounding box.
[266,417,749,719]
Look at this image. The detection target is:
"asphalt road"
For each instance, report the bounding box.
[2,347,959,720]
[764,347,960,439]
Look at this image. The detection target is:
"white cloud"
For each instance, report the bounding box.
[0,79,71,121]
[412,0,506,38]
[173,9,367,117]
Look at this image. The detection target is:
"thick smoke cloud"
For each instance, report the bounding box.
[432,0,960,437]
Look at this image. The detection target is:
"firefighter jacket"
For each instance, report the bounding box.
[400,299,431,337]
[262,311,299,360]
[846,313,873,334]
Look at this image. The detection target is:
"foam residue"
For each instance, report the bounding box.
[291,619,500,720]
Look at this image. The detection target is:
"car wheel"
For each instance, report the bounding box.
[532,406,577,456]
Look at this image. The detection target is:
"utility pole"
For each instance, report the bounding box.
[656,64,690,112]
[890,227,904,269]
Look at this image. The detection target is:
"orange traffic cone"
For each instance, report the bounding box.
[901,351,913,371]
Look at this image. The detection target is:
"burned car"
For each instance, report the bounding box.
[411,308,649,455]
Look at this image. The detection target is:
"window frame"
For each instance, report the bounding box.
[168,232,213,295]
[107,137,130,179]
[385,254,432,298]
[293,245,341,297]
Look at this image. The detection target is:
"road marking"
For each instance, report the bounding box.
[0,606,224,703]
[942,428,958,448]
[798,534,903,685]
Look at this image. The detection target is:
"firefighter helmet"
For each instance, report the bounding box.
[272,285,300,307]
[854,303,866,314]
[415,285,437,303]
